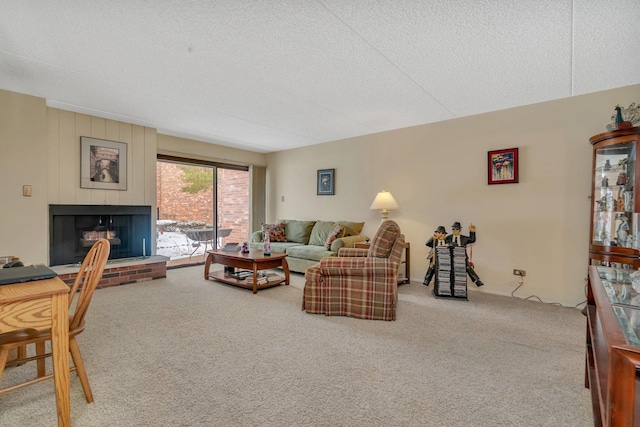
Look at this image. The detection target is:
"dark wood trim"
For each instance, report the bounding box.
[590,127,640,145]
[157,154,249,171]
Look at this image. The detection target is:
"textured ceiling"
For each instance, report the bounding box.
[0,1,638,153]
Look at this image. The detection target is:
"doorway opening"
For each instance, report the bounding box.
[156,157,249,267]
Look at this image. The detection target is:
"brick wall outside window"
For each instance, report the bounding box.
[156,162,249,243]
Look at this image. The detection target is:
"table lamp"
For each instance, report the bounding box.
[370,190,399,220]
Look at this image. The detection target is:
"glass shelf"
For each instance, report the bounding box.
[596,266,632,283]
[596,266,640,345]
[595,164,629,173]
[612,305,640,346]
[601,279,640,307]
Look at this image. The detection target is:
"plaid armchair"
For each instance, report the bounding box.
[302,220,405,321]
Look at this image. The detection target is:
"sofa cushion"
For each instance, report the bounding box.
[286,245,336,262]
[249,241,299,253]
[262,222,287,242]
[281,220,316,244]
[266,242,299,253]
[308,221,339,246]
[335,221,365,237]
[324,225,345,249]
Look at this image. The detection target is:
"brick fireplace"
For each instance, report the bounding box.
[49,204,167,288]
[53,256,167,289]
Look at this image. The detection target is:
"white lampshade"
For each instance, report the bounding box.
[370,191,399,220]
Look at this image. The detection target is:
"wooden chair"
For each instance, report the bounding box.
[0,238,110,403]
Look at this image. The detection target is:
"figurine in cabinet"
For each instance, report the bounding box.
[607,191,614,211]
[602,176,609,187]
[599,191,614,211]
[617,171,628,185]
[617,188,625,211]
[624,190,633,211]
[600,213,612,245]
[616,214,630,247]
[604,159,612,171]
[594,218,604,242]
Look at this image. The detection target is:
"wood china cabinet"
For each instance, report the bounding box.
[590,128,640,269]
[586,127,640,426]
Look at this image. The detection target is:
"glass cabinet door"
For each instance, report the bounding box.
[593,141,636,247]
[594,266,640,346]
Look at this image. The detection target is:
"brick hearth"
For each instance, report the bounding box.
[52,255,168,289]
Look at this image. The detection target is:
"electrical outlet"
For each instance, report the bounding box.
[513,269,526,277]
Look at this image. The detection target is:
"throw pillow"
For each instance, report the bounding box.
[262,222,287,242]
[324,225,345,250]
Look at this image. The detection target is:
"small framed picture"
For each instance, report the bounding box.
[317,169,335,195]
[488,148,519,185]
[80,137,127,190]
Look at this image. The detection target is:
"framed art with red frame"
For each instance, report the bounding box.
[488,147,518,185]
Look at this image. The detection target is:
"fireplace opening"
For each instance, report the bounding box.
[49,205,152,266]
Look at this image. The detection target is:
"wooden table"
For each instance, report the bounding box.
[0,277,70,427]
[204,249,289,294]
[355,241,411,284]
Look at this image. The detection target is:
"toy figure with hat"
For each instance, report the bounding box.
[446,221,483,287]
[422,225,448,286]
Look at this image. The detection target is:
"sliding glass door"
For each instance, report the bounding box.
[156,159,249,265]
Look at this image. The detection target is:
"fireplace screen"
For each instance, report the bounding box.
[49,205,151,266]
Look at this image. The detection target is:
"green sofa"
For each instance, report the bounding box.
[250,220,367,273]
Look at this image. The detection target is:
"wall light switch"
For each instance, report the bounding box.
[22,185,32,197]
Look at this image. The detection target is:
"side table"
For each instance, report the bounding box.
[354,241,410,284]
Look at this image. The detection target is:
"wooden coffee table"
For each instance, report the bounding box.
[204,249,290,294]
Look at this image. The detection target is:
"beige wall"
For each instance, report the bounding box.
[0,90,48,262]
[266,84,640,306]
[157,134,266,167]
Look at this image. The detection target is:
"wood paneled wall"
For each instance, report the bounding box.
[46,108,157,207]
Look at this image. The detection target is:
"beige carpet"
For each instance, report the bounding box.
[0,266,592,426]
